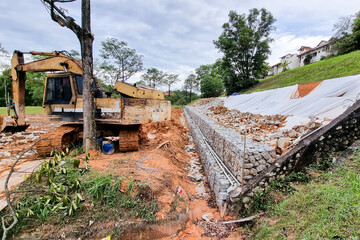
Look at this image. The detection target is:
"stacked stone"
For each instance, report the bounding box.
[184,108,231,210]
[185,106,278,209]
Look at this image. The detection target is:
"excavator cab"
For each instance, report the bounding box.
[44,75,73,105]
[42,73,79,121]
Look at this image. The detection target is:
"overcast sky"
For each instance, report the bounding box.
[0,0,359,89]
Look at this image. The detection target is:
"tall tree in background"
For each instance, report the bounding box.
[0,43,9,71]
[195,60,224,98]
[162,73,180,95]
[140,68,165,88]
[333,11,360,55]
[100,37,143,83]
[183,73,200,103]
[214,8,275,94]
[41,0,96,151]
[0,43,7,54]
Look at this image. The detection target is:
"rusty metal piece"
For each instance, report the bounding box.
[0,116,29,132]
[119,125,140,152]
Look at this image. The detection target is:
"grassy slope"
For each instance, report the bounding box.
[0,106,43,116]
[255,151,360,239]
[249,50,360,93]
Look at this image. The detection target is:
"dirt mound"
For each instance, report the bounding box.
[297,81,322,97]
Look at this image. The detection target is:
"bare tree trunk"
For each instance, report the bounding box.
[81,0,96,151]
[41,0,97,151]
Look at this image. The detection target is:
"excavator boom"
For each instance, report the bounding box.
[1,50,83,132]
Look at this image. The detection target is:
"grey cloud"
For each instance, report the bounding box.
[1,0,359,87]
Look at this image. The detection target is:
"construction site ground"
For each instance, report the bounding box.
[0,109,245,239]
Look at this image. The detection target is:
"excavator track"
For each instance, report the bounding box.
[36,125,79,157]
[119,126,140,152]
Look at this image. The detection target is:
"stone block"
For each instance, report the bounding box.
[257,165,266,172]
[250,168,257,175]
[244,163,253,169]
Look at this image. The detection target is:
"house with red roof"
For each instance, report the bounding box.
[270,40,334,75]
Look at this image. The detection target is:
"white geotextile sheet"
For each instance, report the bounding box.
[223,74,360,128]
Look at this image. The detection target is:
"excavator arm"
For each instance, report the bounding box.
[1,50,83,132]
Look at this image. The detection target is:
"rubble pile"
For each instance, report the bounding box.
[0,131,42,159]
[193,98,322,154]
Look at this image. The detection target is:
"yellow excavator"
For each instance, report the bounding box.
[0,50,171,155]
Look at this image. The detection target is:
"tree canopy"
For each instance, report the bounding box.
[0,43,7,54]
[162,73,180,95]
[214,8,275,94]
[183,73,200,103]
[140,68,165,88]
[195,60,224,98]
[100,37,143,83]
[333,11,360,55]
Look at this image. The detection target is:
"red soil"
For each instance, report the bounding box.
[297,81,322,97]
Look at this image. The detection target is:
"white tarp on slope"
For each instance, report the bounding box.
[223,74,360,128]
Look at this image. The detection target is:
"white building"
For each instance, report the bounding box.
[271,40,333,75]
[298,40,332,66]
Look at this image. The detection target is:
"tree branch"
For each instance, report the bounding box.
[2,138,46,240]
[41,0,84,41]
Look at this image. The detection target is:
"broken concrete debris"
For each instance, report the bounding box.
[186,93,360,213]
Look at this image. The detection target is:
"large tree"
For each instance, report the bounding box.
[140,68,165,88]
[100,37,143,83]
[183,73,200,103]
[214,8,275,94]
[41,0,96,151]
[333,11,360,55]
[0,43,7,54]
[195,60,224,98]
[162,73,180,95]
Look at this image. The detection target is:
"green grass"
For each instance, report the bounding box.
[249,50,360,93]
[171,105,183,109]
[254,151,360,239]
[1,153,159,238]
[0,106,44,116]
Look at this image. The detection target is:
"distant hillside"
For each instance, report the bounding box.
[249,50,360,93]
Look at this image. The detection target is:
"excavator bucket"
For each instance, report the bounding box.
[0,116,29,133]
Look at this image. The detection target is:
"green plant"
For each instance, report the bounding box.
[254,153,360,239]
[246,191,274,215]
[285,171,309,182]
[308,155,334,170]
[69,143,85,157]
[14,152,89,222]
[269,171,310,193]
[1,151,160,238]
[85,174,122,205]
